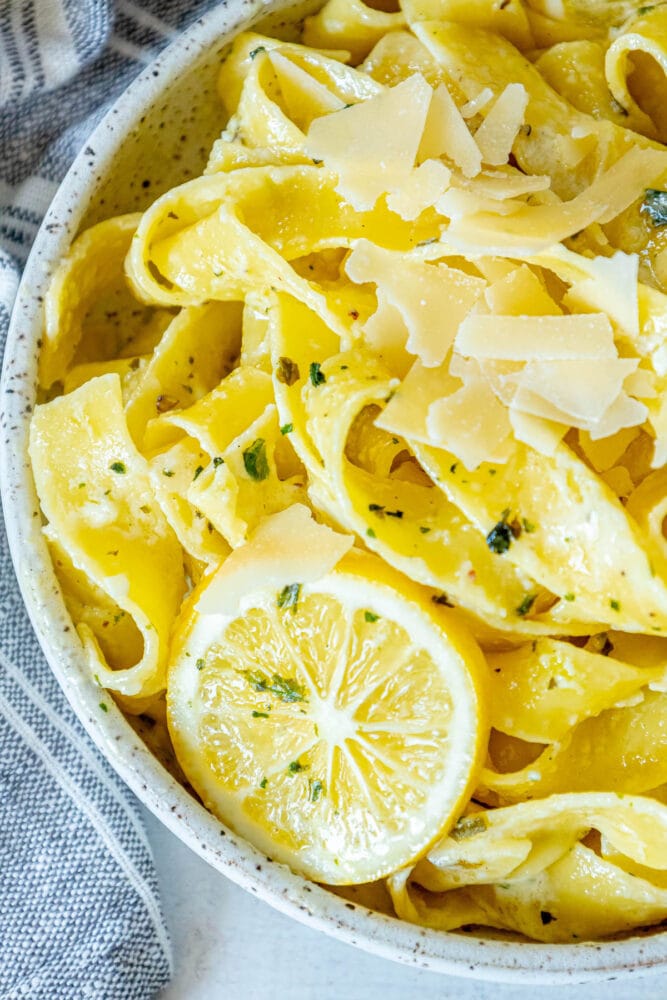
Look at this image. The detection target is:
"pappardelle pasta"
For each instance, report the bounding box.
[29,0,667,943]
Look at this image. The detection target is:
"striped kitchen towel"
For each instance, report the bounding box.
[0,2,219,997]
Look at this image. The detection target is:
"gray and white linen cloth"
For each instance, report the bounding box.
[0,2,220,996]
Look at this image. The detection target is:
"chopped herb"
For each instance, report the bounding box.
[193,464,204,481]
[486,519,513,554]
[252,710,269,718]
[99,702,108,713]
[162,468,175,477]
[522,517,536,533]
[288,759,306,774]
[259,777,268,789]
[196,658,205,671]
[280,423,293,435]
[309,361,326,386]
[488,469,496,476]
[516,593,537,617]
[450,814,487,841]
[610,598,621,612]
[369,503,384,514]
[366,527,376,538]
[416,236,438,247]
[364,611,379,623]
[276,356,300,386]
[243,438,269,481]
[638,5,656,15]
[386,509,403,519]
[277,583,301,611]
[110,461,126,474]
[540,910,556,925]
[309,779,324,802]
[449,463,458,473]
[243,669,307,703]
[249,45,266,59]
[167,211,179,220]
[432,593,454,608]
[213,456,224,467]
[563,593,575,602]
[641,189,667,227]
[78,482,86,489]
[419,526,431,534]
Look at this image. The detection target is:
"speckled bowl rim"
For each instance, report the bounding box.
[2,0,667,984]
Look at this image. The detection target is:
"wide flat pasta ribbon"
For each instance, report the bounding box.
[388,793,667,942]
[29,374,185,697]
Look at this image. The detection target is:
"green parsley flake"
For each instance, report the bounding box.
[252,710,269,718]
[522,518,536,533]
[419,526,431,534]
[366,528,376,538]
[249,45,266,59]
[280,423,293,435]
[213,456,224,467]
[99,702,108,713]
[288,760,307,774]
[110,461,126,474]
[641,189,667,227]
[259,777,268,789]
[563,593,575,602]
[243,438,269,481]
[243,670,307,703]
[516,593,537,617]
[486,519,513,554]
[196,658,205,671]
[162,469,174,477]
[193,464,204,481]
[364,611,379,623]
[610,599,621,612]
[309,779,324,802]
[309,361,326,386]
[277,583,301,611]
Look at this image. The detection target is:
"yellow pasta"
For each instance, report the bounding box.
[28,0,667,941]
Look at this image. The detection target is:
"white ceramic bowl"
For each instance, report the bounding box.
[2,0,667,983]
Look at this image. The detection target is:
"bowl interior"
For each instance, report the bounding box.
[2,0,667,983]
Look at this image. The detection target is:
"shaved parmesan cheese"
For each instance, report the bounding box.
[509,408,566,456]
[455,313,617,361]
[436,188,523,220]
[461,88,494,119]
[386,158,451,220]
[269,50,345,129]
[305,74,432,210]
[446,147,667,253]
[346,240,485,366]
[462,170,551,200]
[362,295,413,377]
[625,368,657,399]
[563,251,639,337]
[426,378,513,470]
[587,394,648,441]
[484,265,562,316]
[418,83,482,178]
[197,504,353,615]
[375,360,459,442]
[516,358,638,423]
[473,83,528,167]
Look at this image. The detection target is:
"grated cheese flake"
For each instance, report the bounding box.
[418,82,482,179]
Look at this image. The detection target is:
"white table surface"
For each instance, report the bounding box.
[142,807,667,1000]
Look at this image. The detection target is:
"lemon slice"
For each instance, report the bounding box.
[167,550,488,884]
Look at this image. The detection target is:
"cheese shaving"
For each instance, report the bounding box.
[418,82,482,178]
[473,83,528,167]
[197,504,353,615]
[305,73,432,210]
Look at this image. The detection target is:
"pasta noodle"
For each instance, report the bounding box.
[29,0,667,942]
